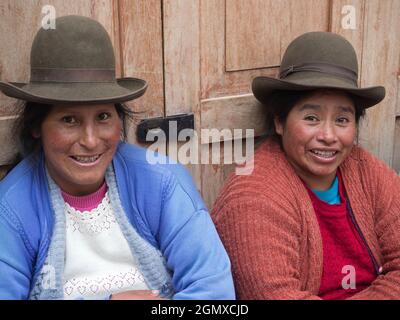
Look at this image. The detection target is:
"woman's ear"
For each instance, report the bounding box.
[274,117,284,136]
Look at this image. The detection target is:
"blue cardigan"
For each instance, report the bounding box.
[0,142,235,299]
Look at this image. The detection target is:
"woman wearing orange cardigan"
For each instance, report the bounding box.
[212,32,400,299]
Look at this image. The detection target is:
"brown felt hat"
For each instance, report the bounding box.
[252,32,385,109]
[0,15,147,104]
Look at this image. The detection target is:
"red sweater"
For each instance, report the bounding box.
[212,138,400,300]
[304,172,376,299]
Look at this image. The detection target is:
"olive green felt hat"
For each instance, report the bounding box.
[252,32,385,109]
[0,15,147,104]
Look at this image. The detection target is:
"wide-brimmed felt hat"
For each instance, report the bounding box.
[0,15,147,104]
[252,32,385,109]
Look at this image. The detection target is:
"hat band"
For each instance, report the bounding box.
[30,68,115,83]
[279,62,358,85]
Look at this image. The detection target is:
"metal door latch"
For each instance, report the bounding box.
[136,113,194,143]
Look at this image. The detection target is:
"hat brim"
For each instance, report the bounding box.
[252,75,385,109]
[0,77,147,105]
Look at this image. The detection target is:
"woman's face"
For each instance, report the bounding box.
[39,104,121,195]
[275,90,357,190]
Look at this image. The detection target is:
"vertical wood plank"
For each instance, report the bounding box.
[398,74,400,116]
[163,0,200,116]
[394,117,400,174]
[163,0,202,189]
[393,75,400,173]
[200,142,236,209]
[118,0,164,145]
[330,0,365,70]
[118,0,164,117]
[358,0,400,166]
[110,0,123,79]
[199,0,227,207]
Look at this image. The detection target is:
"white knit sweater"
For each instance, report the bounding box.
[63,192,149,299]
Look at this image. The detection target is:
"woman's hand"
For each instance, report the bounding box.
[110,290,164,300]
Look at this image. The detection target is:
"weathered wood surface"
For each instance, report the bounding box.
[200,0,277,100]
[393,76,400,173]
[163,0,202,188]
[357,0,400,167]
[200,94,267,143]
[394,118,400,174]
[118,0,165,147]
[226,0,330,71]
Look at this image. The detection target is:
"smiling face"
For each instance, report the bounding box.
[274,90,357,190]
[39,104,122,195]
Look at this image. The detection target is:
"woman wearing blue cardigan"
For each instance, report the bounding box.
[0,15,234,300]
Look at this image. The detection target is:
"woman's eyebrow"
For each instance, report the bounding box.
[299,104,355,115]
[299,104,321,112]
[53,107,80,113]
[338,106,355,114]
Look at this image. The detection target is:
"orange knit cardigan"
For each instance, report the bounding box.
[212,138,400,300]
